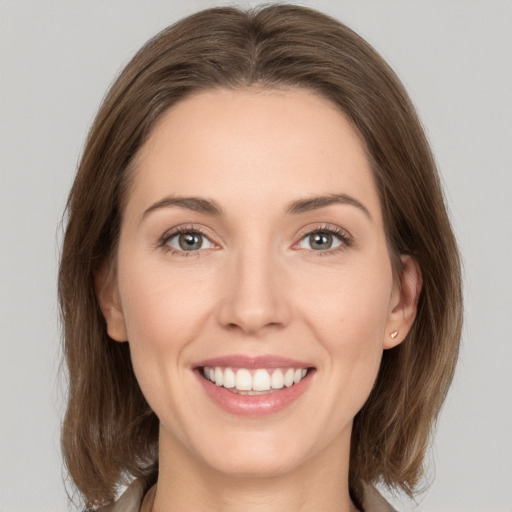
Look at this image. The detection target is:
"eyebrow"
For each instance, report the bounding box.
[141,196,223,222]
[141,193,371,221]
[285,193,371,219]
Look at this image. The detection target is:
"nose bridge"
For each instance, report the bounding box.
[217,237,289,335]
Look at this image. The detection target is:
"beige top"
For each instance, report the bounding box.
[101,478,397,512]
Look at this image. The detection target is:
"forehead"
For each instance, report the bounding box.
[127,87,381,222]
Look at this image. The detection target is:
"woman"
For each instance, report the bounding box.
[58,5,462,511]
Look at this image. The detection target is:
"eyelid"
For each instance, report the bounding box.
[157,222,352,257]
[159,224,220,255]
[292,223,352,252]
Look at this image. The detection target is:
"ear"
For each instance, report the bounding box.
[384,255,423,349]
[94,262,128,342]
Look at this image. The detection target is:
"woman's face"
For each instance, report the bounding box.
[100,88,417,478]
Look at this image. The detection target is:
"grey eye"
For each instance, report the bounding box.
[167,232,214,251]
[179,233,203,251]
[298,231,343,251]
[310,233,332,250]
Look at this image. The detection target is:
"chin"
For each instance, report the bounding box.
[203,444,305,479]
[188,419,343,481]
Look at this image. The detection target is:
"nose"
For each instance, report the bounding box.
[216,245,291,336]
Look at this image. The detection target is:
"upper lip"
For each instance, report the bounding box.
[194,354,313,369]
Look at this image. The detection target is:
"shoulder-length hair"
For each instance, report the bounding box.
[59,4,462,508]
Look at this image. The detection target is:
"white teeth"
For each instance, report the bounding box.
[214,367,223,387]
[270,369,284,389]
[235,369,252,391]
[252,369,271,391]
[203,366,309,392]
[223,368,236,388]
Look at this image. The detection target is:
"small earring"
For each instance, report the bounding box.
[390,330,399,340]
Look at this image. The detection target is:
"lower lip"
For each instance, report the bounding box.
[196,370,313,417]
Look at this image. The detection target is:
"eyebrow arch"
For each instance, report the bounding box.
[141,196,223,222]
[140,193,371,223]
[286,193,371,219]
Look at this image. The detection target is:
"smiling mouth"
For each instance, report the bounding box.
[201,366,310,395]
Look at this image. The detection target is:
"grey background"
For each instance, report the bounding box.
[1,1,511,511]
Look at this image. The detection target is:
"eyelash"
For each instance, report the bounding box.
[159,225,213,258]
[294,224,352,256]
[158,224,352,258]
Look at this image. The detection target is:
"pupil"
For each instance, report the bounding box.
[311,233,332,250]
[179,233,202,251]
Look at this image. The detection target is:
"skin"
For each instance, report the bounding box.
[97,88,421,511]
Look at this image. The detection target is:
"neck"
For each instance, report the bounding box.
[152,428,357,512]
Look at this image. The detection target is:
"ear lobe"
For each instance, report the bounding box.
[384,255,423,349]
[94,263,128,342]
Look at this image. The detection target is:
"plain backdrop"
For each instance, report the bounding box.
[1,1,511,511]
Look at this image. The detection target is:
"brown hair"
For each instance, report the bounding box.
[59,4,462,508]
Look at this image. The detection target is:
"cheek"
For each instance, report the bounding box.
[299,259,393,339]
[119,258,214,345]
[297,261,393,397]
[116,253,225,395]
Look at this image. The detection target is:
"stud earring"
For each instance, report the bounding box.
[390,330,399,340]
